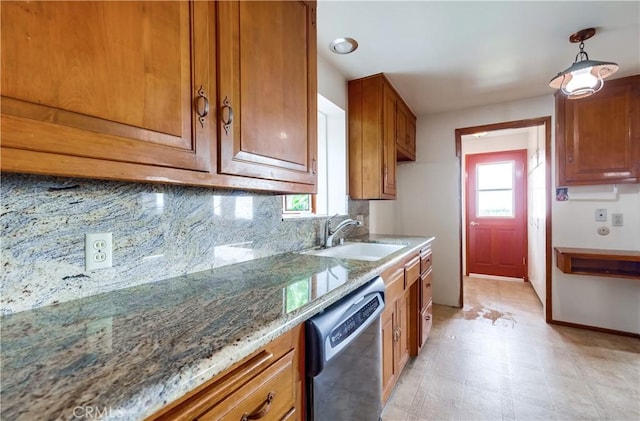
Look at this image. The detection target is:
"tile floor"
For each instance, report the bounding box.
[382,277,640,421]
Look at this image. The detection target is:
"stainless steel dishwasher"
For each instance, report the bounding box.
[306,276,385,421]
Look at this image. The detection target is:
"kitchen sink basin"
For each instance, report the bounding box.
[301,242,406,261]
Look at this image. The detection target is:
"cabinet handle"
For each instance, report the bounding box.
[425,283,431,288]
[241,391,275,421]
[221,96,234,135]
[312,158,317,174]
[195,86,209,128]
[425,314,431,321]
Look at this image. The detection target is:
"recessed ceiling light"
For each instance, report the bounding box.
[329,37,358,55]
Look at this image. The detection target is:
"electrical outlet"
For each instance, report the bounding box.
[612,213,623,227]
[356,214,364,223]
[85,233,113,271]
[595,209,607,222]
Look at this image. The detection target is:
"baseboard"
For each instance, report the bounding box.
[549,319,640,339]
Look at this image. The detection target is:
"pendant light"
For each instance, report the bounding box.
[549,28,619,99]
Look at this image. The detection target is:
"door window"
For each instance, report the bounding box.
[476,162,514,217]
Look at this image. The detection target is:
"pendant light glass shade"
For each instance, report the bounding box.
[549,28,619,100]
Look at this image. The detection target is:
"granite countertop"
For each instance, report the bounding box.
[0,234,433,421]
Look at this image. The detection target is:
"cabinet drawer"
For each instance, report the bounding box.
[200,350,296,421]
[404,255,420,289]
[420,250,432,275]
[420,302,433,347]
[420,270,433,310]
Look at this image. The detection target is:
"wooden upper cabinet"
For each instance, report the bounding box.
[556,75,640,186]
[216,1,317,186]
[2,1,318,193]
[406,113,417,160]
[396,101,416,161]
[382,84,398,197]
[396,102,408,149]
[348,74,397,200]
[1,1,214,174]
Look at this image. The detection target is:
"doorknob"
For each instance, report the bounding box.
[470,221,480,226]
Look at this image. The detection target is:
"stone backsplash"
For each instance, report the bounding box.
[1,174,369,314]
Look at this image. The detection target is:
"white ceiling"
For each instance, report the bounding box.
[317,1,640,115]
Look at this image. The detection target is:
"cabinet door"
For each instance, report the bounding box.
[395,288,411,375]
[1,1,213,173]
[382,84,397,197]
[396,100,408,150]
[381,307,396,404]
[217,1,317,186]
[407,114,417,157]
[557,75,640,185]
[381,267,404,403]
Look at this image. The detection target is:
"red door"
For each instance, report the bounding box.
[466,150,527,278]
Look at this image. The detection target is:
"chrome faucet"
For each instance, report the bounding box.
[324,214,362,248]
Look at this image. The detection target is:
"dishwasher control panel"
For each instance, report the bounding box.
[329,297,380,347]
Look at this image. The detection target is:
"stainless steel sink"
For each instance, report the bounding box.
[300,242,406,261]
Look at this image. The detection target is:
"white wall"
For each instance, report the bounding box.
[527,125,547,306]
[370,92,640,334]
[317,54,346,110]
[552,183,640,333]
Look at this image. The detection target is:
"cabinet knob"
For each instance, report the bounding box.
[425,314,431,321]
[195,86,209,128]
[568,155,573,163]
[241,391,275,421]
[221,96,234,135]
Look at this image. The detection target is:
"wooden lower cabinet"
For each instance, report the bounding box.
[381,300,397,403]
[381,248,428,404]
[381,267,404,403]
[396,288,411,374]
[415,245,434,354]
[149,324,304,421]
[199,351,296,421]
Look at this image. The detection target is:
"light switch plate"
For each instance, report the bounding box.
[595,209,607,222]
